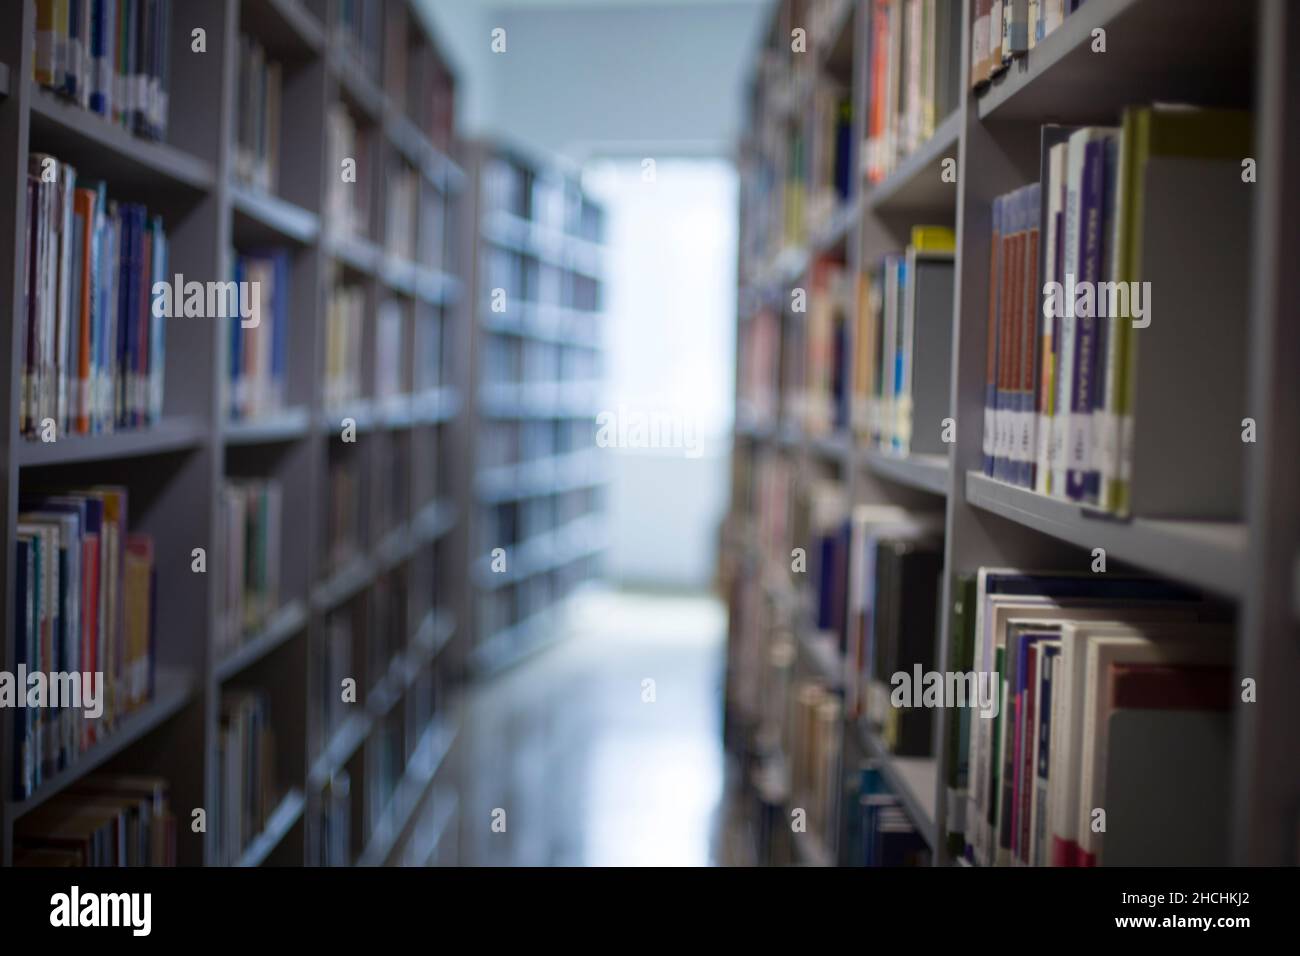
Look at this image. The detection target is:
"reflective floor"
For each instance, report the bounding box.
[458,589,729,866]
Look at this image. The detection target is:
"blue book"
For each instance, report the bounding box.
[149,214,167,423]
[90,0,111,116]
[14,535,31,798]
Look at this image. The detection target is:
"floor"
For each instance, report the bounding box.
[456,589,730,866]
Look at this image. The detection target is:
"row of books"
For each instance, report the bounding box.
[15,488,156,800]
[234,33,283,194]
[325,284,365,410]
[326,453,362,574]
[481,157,597,238]
[229,249,290,422]
[325,105,375,241]
[856,226,955,455]
[971,0,1078,90]
[214,689,281,866]
[385,159,447,269]
[22,154,168,439]
[845,764,931,866]
[949,569,1232,867]
[34,0,172,140]
[807,85,853,230]
[316,608,355,749]
[787,680,843,854]
[218,479,283,658]
[803,258,851,436]
[851,508,945,756]
[13,774,176,866]
[315,771,352,867]
[863,0,964,184]
[982,106,1249,516]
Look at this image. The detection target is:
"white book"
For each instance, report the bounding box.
[1076,624,1229,865]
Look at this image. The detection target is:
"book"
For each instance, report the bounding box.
[219,479,283,656]
[12,488,155,799]
[228,249,290,421]
[865,0,963,184]
[14,773,176,866]
[235,33,283,194]
[21,155,167,439]
[34,0,170,139]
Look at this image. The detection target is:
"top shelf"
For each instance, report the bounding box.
[977,0,1256,122]
[238,0,326,59]
[28,89,215,196]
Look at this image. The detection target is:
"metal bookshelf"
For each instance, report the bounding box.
[724,0,1299,867]
[454,139,608,678]
[0,0,468,867]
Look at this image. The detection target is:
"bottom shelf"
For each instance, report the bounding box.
[236,788,305,867]
[858,721,939,851]
[357,719,457,867]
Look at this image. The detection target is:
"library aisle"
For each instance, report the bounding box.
[458,589,727,866]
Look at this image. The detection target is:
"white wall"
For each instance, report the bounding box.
[584,159,737,589]
[418,0,768,161]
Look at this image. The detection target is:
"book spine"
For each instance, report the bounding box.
[983,196,1002,475]
[1066,139,1106,502]
[1020,184,1041,489]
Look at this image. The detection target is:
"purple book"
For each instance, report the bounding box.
[1066,137,1108,502]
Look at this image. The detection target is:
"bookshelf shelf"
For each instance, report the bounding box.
[29,88,215,193]
[417,789,459,865]
[965,472,1247,599]
[357,719,456,867]
[1,0,468,869]
[230,183,320,245]
[323,232,382,277]
[235,788,305,867]
[728,0,1298,871]
[329,46,386,122]
[311,555,377,612]
[239,0,326,55]
[474,515,606,589]
[797,628,844,691]
[215,600,309,683]
[865,108,961,215]
[4,669,196,825]
[15,418,208,467]
[975,0,1255,122]
[859,722,938,849]
[222,407,314,445]
[308,712,371,791]
[469,598,573,678]
[859,448,950,496]
[808,431,851,461]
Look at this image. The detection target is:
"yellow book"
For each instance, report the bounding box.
[909,224,956,253]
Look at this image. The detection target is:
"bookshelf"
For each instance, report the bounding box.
[0,0,467,867]
[723,0,1299,867]
[454,139,608,678]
